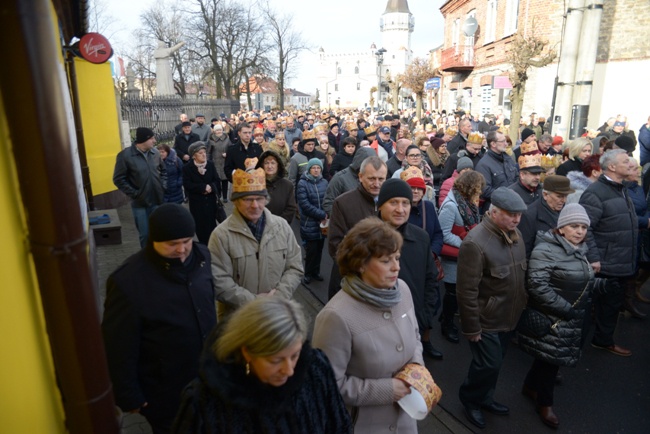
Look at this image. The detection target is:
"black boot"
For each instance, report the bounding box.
[439,290,460,343]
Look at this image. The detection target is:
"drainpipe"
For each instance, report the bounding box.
[0,0,119,433]
[553,0,586,139]
[570,0,604,136]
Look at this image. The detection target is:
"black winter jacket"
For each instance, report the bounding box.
[518,198,560,258]
[475,149,520,208]
[580,175,638,276]
[172,337,352,434]
[518,231,595,367]
[102,244,216,425]
[113,145,166,208]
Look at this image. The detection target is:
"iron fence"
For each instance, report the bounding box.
[121,96,239,143]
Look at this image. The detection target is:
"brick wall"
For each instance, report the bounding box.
[598,0,650,62]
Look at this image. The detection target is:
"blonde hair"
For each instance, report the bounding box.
[214,297,308,364]
[567,137,592,160]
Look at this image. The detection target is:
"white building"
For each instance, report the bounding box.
[316,0,414,110]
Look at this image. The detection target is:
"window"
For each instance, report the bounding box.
[504,0,520,37]
[357,83,361,90]
[355,66,359,74]
[449,89,457,110]
[335,84,339,91]
[452,18,460,47]
[485,0,497,44]
[481,86,492,115]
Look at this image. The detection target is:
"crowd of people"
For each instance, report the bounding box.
[106,107,649,433]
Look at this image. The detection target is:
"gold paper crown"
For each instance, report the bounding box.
[381,120,392,127]
[541,154,562,169]
[518,154,542,170]
[266,120,276,128]
[232,168,266,193]
[400,166,424,182]
[329,118,338,126]
[467,132,484,144]
[302,130,316,140]
[425,124,433,132]
[244,157,259,170]
[346,121,358,131]
[520,141,539,155]
[274,130,285,137]
[445,126,458,137]
[364,125,377,135]
[320,113,330,121]
[313,124,328,136]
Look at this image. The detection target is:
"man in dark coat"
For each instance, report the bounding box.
[102,204,216,433]
[224,123,263,182]
[475,131,520,213]
[174,113,189,135]
[377,179,441,360]
[441,138,484,182]
[518,175,574,257]
[580,149,639,356]
[456,188,528,430]
[446,118,471,154]
[508,155,544,206]
[113,127,167,247]
[174,121,200,163]
[328,156,387,298]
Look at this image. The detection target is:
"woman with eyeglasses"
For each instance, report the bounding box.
[392,145,435,202]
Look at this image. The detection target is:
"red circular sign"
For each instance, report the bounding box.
[79,33,112,64]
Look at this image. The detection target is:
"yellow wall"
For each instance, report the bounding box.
[0,93,66,432]
[75,59,122,196]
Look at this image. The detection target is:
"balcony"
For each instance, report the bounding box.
[440,45,475,72]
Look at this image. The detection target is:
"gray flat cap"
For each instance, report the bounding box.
[491,187,527,213]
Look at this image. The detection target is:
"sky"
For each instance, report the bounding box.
[102,0,446,94]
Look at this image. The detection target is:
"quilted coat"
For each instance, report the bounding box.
[518,231,594,367]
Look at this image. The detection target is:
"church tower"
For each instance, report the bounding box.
[380,0,414,76]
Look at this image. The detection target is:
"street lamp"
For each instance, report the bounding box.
[375,48,387,112]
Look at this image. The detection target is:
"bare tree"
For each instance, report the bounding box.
[369,86,377,109]
[189,0,270,99]
[87,0,119,39]
[399,58,439,119]
[262,1,309,110]
[507,24,557,142]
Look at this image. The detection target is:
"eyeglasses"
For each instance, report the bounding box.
[407,154,422,159]
[241,197,267,205]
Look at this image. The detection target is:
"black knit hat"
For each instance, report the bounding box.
[148,204,195,242]
[521,128,535,142]
[615,135,636,153]
[378,178,413,208]
[136,127,155,144]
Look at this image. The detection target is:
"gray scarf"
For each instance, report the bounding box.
[341,275,401,309]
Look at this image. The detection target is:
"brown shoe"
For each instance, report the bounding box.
[538,406,559,429]
[591,343,632,357]
[521,384,537,401]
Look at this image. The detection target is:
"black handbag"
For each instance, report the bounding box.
[216,198,227,223]
[517,308,552,338]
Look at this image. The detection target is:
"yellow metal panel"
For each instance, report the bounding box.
[0,90,66,432]
[74,58,122,195]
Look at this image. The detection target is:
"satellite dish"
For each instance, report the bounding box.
[463,17,478,37]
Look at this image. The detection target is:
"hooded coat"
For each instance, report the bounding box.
[518,231,595,367]
[172,335,351,434]
[297,172,328,241]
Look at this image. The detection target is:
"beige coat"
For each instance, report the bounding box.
[208,208,303,319]
[312,279,423,434]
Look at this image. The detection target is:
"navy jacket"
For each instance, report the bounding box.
[163,148,184,204]
[297,174,328,241]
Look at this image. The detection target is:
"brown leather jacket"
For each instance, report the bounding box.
[456,214,528,336]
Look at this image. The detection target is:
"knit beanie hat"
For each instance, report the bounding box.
[148,204,195,242]
[557,203,590,228]
[615,135,636,153]
[521,128,535,142]
[378,178,413,208]
[136,127,155,144]
[306,158,323,172]
[430,138,446,150]
[456,156,473,172]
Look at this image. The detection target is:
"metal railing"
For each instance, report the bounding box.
[121,96,239,143]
